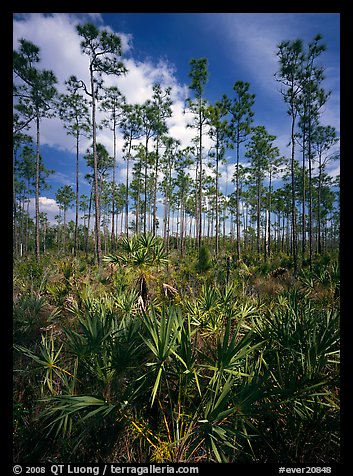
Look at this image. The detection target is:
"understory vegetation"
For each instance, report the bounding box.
[13,237,340,464]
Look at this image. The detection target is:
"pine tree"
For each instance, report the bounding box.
[186,58,208,250]
[58,75,91,256]
[55,185,75,253]
[100,86,126,246]
[13,39,57,261]
[76,22,127,265]
[275,39,306,275]
[228,81,255,261]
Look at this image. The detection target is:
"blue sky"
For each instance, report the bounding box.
[13,12,340,226]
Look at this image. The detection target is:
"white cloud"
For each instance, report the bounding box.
[318,91,340,135]
[27,196,60,224]
[50,171,76,187]
[27,196,80,225]
[13,13,132,88]
[209,13,290,95]
[13,13,89,87]
[39,196,60,211]
[203,13,340,144]
[168,101,197,148]
[14,11,339,221]
[112,58,181,104]
[13,13,197,157]
[327,162,340,179]
[85,13,104,24]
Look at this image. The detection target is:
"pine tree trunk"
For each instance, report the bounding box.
[144,138,149,235]
[215,138,219,256]
[301,127,306,258]
[198,100,203,250]
[75,132,79,256]
[317,158,322,254]
[153,136,159,236]
[125,138,132,237]
[91,73,102,266]
[35,113,41,262]
[111,117,117,247]
[290,108,298,275]
[257,178,261,259]
[63,209,67,253]
[308,129,314,271]
[236,137,241,261]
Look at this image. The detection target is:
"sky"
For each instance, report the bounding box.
[12,12,340,227]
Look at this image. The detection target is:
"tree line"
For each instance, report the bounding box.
[13,23,339,272]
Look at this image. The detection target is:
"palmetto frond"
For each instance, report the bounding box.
[140,305,182,406]
[104,233,169,270]
[104,233,170,309]
[40,395,119,438]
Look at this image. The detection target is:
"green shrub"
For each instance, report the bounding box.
[196,244,212,273]
[13,293,47,341]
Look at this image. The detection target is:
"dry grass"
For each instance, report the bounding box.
[250,270,296,298]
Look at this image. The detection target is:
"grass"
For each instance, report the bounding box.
[12,245,340,464]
